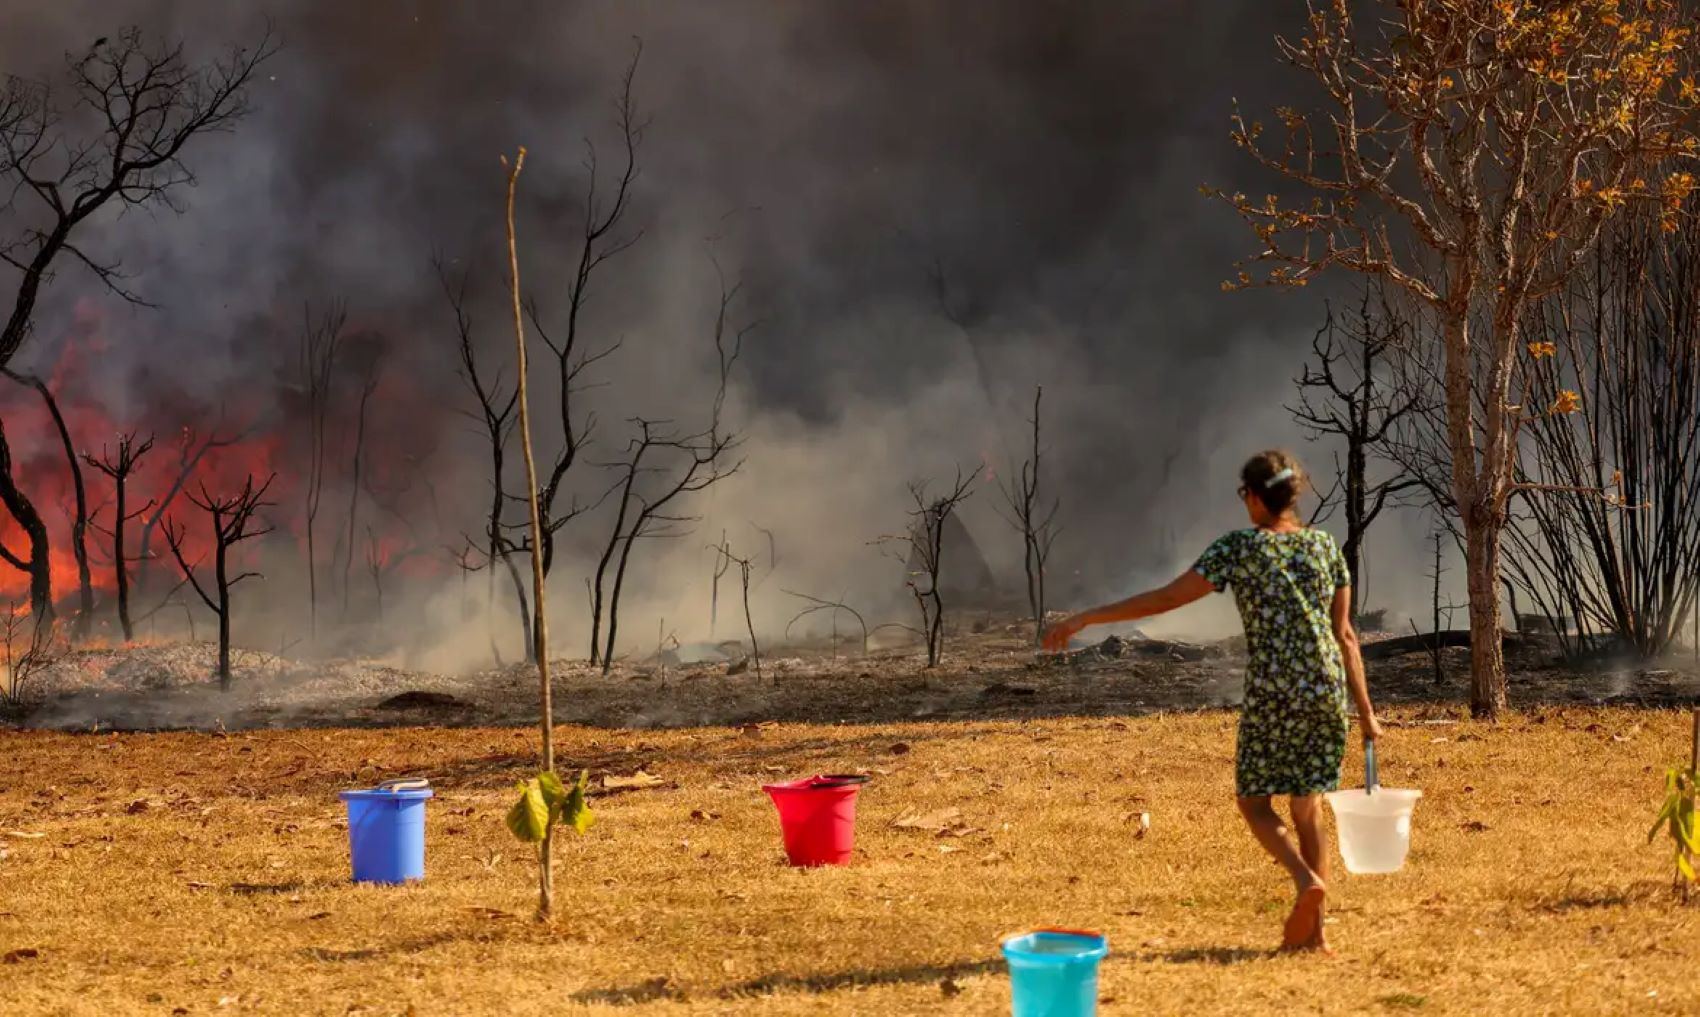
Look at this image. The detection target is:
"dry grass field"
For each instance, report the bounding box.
[2,707,1697,1015]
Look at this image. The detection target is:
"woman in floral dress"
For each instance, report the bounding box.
[1044,450,1382,952]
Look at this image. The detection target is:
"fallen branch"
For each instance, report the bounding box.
[783,589,869,657]
[1363,630,1525,661]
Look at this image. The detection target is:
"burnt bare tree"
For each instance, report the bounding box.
[1411,530,1460,687]
[83,431,154,641]
[0,29,275,627]
[439,262,533,664]
[0,419,50,623]
[298,302,344,640]
[587,265,750,671]
[0,598,61,708]
[1287,290,1423,617]
[4,369,96,633]
[364,526,387,626]
[0,30,277,363]
[134,425,241,599]
[590,418,741,672]
[163,473,275,689]
[710,528,730,639]
[340,352,380,614]
[1500,205,1700,659]
[997,386,1060,646]
[712,540,761,681]
[888,467,980,667]
[522,41,644,590]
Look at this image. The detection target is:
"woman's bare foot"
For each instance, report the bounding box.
[1281,876,1327,949]
[1277,924,1334,956]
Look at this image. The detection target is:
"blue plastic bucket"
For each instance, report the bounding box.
[337,779,433,885]
[1001,929,1108,1017]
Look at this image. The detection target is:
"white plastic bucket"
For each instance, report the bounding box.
[1324,787,1421,874]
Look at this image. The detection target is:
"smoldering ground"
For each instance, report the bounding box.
[0,1,1445,677]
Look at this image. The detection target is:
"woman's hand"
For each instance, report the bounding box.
[1041,615,1086,652]
[1359,711,1384,743]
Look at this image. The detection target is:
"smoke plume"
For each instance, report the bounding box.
[1,2,1437,665]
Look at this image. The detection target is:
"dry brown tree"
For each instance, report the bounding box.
[996,386,1061,646]
[0,29,275,625]
[1287,289,1423,618]
[1210,1,1700,717]
[163,473,275,689]
[84,430,155,641]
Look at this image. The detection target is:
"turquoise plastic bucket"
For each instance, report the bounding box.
[1001,929,1108,1017]
[338,779,433,884]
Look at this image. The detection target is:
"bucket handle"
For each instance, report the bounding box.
[378,777,431,792]
[1363,740,1378,794]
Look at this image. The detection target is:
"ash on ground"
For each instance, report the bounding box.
[6,621,1700,732]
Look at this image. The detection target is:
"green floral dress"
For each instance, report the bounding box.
[1193,528,1351,797]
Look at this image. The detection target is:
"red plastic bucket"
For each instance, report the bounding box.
[762,775,865,866]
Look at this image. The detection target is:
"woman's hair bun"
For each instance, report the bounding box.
[1240,450,1305,514]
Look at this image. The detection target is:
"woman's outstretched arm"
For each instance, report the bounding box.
[1042,570,1215,650]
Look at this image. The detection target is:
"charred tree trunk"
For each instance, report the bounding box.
[341,371,376,614]
[0,420,52,624]
[85,432,155,643]
[1289,294,1422,620]
[998,387,1059,645]
[739,555,760,681]
[114,478,132,639]
[11,373,91,634]
[594,415,742,674]
[135,429,238,603]
[0,29,275,370]
[164,474,275,691]
[114,467,133,639]
[440,259,531,665]
[1343,411,1367,616]
[214,533,231,684]
[897,470,978,668]
[300,304,345,642]
[502,551,533,661]
[601,529,636,672]
[589,457,642,666]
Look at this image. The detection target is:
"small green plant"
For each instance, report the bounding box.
[1648,766,1698,896]
[507,769,594,845]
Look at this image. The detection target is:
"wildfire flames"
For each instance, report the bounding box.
[0,309,449,623]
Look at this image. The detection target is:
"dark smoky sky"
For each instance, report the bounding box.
[2,1,1363,616]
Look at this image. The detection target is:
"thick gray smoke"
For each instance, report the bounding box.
[0,2,1438,663]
